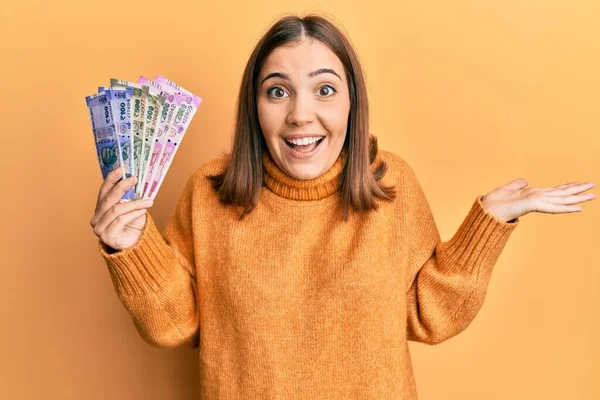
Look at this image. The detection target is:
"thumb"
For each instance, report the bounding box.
[506,178,528,190]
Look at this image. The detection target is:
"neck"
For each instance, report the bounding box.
[262,150,347,201]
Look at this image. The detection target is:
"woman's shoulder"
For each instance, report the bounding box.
[177,154,229,193]
[199,153,230,176]
[376,149,428,195]
[376,149,407,167]
[376,149,413,182]
[186,154,229,180]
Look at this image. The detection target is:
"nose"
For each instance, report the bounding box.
[286,92,315,126]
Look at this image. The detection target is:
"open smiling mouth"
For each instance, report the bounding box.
[283,136,326,153]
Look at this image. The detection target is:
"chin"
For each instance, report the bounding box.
[284,163,323,180]
[267,138,341,180]
[281,152,329,180]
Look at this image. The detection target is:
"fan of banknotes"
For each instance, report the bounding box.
[85,76,202,201]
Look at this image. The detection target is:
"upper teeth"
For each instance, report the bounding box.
[285,137,323,145]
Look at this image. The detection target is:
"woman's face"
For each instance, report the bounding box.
[257,38,351,180]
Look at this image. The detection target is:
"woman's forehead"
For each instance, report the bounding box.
[260,40,343,79]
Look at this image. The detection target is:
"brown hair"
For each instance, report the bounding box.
[207,13,396,221]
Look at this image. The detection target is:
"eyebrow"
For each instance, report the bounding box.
[260,68,342,86]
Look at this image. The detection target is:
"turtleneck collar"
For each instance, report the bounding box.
[262,150,347,201]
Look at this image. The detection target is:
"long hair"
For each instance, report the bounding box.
[207,13,396,221]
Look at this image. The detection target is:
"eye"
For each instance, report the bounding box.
[266,86,289,99]
[318,84,337,97]
[266,84,338,99]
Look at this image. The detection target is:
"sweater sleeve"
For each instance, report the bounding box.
[401,162,519,345]
[98,173,200,349]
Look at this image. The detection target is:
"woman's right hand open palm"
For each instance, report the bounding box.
[90,166,155,251]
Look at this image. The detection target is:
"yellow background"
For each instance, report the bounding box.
[1,0,598,399]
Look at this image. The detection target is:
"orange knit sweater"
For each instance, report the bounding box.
[98,149,519,398]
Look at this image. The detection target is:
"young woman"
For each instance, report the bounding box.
[89,13,595,399]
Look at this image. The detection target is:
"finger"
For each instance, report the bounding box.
[545,182,596,197]
[505,178,528,190]
[535,202,583,214]
[539,182,578,192]
[92,173,137,226]
[92,175,139,225]
[96,166,125,207]
[101,209,148,243]
[544,192,596,205]
[94,197,153,234]
[93,198,153,237]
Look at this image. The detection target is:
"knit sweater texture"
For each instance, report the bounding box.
[98,149,519,399]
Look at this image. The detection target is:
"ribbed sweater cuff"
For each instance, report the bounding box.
[438,195,519,274]
[98,213,177,297]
